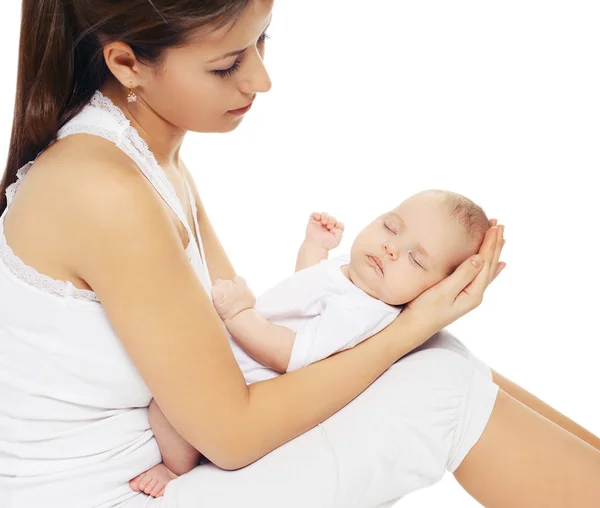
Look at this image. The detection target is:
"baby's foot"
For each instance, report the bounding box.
[129,463,177,498]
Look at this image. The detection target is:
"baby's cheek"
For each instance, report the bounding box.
[400,273,437,303]
[382,283,411,306]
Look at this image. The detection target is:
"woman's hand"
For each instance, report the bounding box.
[402,220,506,337]
[304,212,344,251]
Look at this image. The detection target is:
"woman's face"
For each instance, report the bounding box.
[141,0,273,133]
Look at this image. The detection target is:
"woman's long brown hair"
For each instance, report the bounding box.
[0,0,249,216]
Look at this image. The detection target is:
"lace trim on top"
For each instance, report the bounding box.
[0,228,100,302]
[1,90,200,303]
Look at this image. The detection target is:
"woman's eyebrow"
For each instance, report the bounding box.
[207,19,272,63]
[207,48,247,63]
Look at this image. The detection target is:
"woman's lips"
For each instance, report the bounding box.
[367,255,384,275]
[227,102,253,116]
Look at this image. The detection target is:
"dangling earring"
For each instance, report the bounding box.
[127,83,137,103]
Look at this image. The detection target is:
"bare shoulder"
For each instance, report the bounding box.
[40,135,199,318]
[9,134,143,224]
[3,134,155,287]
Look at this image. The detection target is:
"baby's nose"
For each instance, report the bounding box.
[384,243,398,259]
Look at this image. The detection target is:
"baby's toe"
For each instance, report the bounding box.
[138,475,153,490]
[129,472,145,491]
[150,481,164,498]
[143,478,158,495]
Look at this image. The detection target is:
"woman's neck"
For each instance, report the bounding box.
[99,80,186,171]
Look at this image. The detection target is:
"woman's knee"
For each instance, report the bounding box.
[315,348,491,503]
[388,347,498,471]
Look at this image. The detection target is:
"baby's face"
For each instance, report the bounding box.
[348,195,479,305]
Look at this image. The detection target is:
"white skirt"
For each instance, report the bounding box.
[127,329,499,508]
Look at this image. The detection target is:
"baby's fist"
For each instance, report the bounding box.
[305,212,344,251]
[211,276,256,322]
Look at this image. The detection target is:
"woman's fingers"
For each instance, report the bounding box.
[461,226,499,299]
[487,224,504,286]
[487,218,506,284]
[492,262,506,282]
[437,252,484,307]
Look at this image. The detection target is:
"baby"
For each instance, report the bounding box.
[129,189,490,497]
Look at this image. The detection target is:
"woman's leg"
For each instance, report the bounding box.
[454,388,600,508]
[416,329,600,451]
[135,346,498,508]
[490,369,600,451]
[407,329,600,506]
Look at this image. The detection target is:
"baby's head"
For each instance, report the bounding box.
[348,190,490,305]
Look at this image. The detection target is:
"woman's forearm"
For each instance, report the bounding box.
[228,312,432,470]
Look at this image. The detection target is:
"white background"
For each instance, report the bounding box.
[1,1,599,506]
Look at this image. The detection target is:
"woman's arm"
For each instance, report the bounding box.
[70,160,502,471]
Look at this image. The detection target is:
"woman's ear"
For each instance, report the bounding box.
[102,41,149,89]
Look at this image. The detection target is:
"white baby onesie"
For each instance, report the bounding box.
[229,254,402,384]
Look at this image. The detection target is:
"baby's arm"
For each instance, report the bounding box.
[226,309,296,372]
[295,242,328,273]
[295,212,344,272]
[212,277,296,373]
[212,212,345,371]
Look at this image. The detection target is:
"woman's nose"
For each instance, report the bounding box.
[239,51,272,94]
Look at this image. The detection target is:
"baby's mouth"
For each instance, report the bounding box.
[367,255,384,275]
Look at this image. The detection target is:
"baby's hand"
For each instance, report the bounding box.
[211,276,256,322]
[304,212,344,251]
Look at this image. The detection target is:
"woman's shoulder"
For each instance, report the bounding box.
[42,132,138,179]
[3,134,159,289]
[10,133,145,242]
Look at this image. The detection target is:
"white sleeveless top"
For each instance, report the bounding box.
[0,91,213,508]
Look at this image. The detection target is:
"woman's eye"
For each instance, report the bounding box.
[212,59,241,78]
[258,32,270,45]
[212,33,269,78]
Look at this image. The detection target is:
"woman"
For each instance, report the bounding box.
[0,1,598,507]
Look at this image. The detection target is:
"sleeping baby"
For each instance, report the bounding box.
[129,188,490,497]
